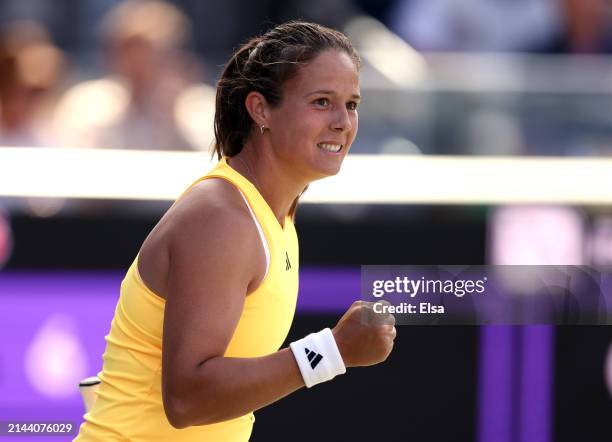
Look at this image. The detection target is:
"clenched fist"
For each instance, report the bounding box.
[332,300,396,367]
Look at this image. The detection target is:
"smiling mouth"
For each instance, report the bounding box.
[317,143,343,153]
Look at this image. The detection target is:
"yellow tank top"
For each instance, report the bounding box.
[74,157,299,441]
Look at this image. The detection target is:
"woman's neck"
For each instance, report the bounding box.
[229,146,307,226]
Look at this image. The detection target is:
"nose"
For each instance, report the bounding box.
[331,106,352,133]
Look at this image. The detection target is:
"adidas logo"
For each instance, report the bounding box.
[304,347,323,369]
[285,252,291,271]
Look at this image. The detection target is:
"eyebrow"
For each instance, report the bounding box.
[305,90,361,100]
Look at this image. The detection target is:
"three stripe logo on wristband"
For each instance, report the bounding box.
[290,329,345,388]
[304,347,323,369]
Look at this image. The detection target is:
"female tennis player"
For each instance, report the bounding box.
[75,21,396,441]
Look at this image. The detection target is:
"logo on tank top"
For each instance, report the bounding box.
[285,252,291,271]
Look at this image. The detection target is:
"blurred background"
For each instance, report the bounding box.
[0,0,612,441]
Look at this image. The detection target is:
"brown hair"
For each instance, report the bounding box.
[213,20,360,159]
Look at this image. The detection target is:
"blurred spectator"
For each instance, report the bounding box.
[388,0,564,53]
[388,0,612,54]
[562,0,612,53]
[54,0,215,151]
[0,20,64,146]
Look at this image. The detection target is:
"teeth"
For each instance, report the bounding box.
[318,143,342,153]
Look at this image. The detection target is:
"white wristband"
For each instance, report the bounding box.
[289,328,346,388]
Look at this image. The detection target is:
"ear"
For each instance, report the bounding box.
[244,91,270,129]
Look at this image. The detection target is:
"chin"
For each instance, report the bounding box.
[302,150,348,182]
[310,162,344,181]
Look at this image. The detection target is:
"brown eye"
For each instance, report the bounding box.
[314,98,330,107]
[347,101,358,111]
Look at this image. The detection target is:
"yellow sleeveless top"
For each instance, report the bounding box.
[75,157,299,441]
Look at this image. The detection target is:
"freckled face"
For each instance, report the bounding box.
[266,50,360,182]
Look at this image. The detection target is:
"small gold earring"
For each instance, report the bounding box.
[260,125,266,135]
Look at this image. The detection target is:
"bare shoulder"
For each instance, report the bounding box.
[171,178,254,238]
[168,179,262,263]
[138,178,264,299]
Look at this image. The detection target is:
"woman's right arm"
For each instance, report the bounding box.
[161,182,395,428]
